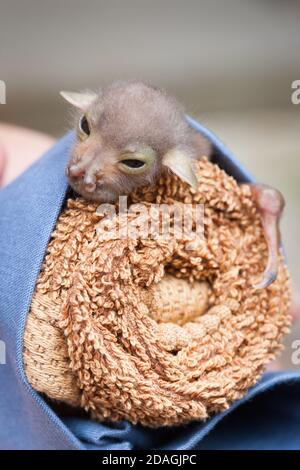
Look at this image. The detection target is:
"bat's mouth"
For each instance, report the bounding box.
[69,179,119,204]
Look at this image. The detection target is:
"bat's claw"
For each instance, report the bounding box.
[252,269,278,290]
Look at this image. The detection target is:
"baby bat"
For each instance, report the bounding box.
[60,80,284,289]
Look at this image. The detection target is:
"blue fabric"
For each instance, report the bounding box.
[0,120,299,450]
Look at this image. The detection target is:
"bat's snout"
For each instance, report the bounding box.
[66,162,103,193]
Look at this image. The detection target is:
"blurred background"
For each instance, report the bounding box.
[0,0,299,363]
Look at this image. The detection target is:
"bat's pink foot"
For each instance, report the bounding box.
[250,183,285,290]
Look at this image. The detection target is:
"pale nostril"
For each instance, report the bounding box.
[84,174,96,192]
[68,164,85,178]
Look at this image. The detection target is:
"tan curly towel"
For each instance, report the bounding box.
[23,158,291,427]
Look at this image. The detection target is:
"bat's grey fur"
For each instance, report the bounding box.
[65,80,211,202]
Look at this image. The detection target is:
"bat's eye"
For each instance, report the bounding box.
[121,159,145,169]
[79,115,90,136]
[118,147,156,175]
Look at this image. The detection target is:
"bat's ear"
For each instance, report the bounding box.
[59,90,97,111]
[162,148,198,191]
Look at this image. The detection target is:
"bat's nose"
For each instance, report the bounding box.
[67,164,98,192]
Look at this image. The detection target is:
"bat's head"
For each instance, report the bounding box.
[61,81,210,203]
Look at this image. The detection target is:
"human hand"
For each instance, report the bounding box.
[0,124,55,187]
